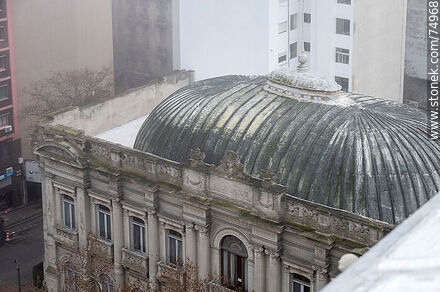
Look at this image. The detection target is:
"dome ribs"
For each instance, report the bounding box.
[192,83,261,164]
[133,76,440,225]
[283,105,341,201]
[247,99,299,178]
[291,106,347,205]
[204,84,264,163]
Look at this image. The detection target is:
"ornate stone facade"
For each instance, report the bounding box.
[34,119,393,291]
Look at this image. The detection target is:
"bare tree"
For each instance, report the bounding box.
[21,67,114,117]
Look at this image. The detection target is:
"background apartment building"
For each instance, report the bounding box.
[0,0,22,208]
[0,0,176,208]
[179,0,408,102]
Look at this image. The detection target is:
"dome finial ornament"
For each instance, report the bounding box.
[297,53,309,72]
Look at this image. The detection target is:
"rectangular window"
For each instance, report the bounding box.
[335,47,350,64]
[168,230,183,266]
[336,18,350,35]
[304,13,311,23]
[98,205,111,240]
[279,21,287,34]
[131,217,146,253]
[335,76,349,91]
[0,113,8,127]
[291,273,311,292]
[337,0,351,4]
[290,42,297,59]
[290,14,298,30]
[0,26,6,41]
[0,85,8,99]
[0,55,7,70]
[304,42,310,52]
[63,195,75,230]
[278,53,287,64]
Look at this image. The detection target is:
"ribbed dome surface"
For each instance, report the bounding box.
[134,75,440,224]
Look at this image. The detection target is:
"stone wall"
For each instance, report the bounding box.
[46,70,194,137]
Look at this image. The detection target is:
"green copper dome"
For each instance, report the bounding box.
[134,74,440,224]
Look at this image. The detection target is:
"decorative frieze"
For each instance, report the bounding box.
[121,248,148,274]
[54,226,79,249]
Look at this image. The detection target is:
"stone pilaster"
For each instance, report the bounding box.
[315,267,329,291]
[254,245,266,292]
[112,198,125,289]
[148,210,160,289]
[266,249,281,292]
[185,223,197,265]
[76,186,90,250]
[282,264,290,292]
[196,225,210,280]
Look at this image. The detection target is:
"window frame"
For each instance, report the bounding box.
[99,274,114,292]
[63,195,76,230]
[64,266,78,292]
[131,216,146,254]
[304,13,311,24]
[279,21,288,34]
[0,113,9,127]
[0,54,7,71]
[290,273,311,292]
[167,229,183,266]
[290,13,298,31]
[0,84,8,100]
[335,47,350,64]
[336,18,351,36]
[97,204,111,241]
[290,42,298,59]
[304,42,311,52]
[335,76,349,92]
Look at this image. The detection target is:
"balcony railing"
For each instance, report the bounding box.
[54,226,78,249]
[88,235,113,260]
[121,248,148,274]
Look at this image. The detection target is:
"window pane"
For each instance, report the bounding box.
[293,282,301,292]
[133,224,141,251]
[106,214,111,239]
[64,202,71,228]
[222,250,228,282]
[230,254,235,284]
[99,212,105,238]
[290,42,297,59]
[177,239,183,263]
[71,204,75,229]
[290,14,297,30]
[169,237,176,264]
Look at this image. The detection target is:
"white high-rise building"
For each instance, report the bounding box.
[178,0,407,102]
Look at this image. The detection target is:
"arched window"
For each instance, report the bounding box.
[64,263,77,292]
[63,195,75,230]
[167,229,183,266]
[97,205,111,240]
[221,235,248,291]
[99,274,113,292]
[131,216,146,253]
[291,273,310,292]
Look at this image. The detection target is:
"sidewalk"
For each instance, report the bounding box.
[2,200,42,229]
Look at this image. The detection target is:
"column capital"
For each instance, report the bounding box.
[254,244,265,255]
[195,224,209,236]
[265,249,280,262]
[185,222,195,229]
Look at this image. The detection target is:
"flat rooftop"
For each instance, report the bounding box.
[95,115,148,148]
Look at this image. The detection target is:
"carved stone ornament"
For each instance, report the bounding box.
[190,147,206,162]
[215,150,249,179]
[260,168,277,187]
